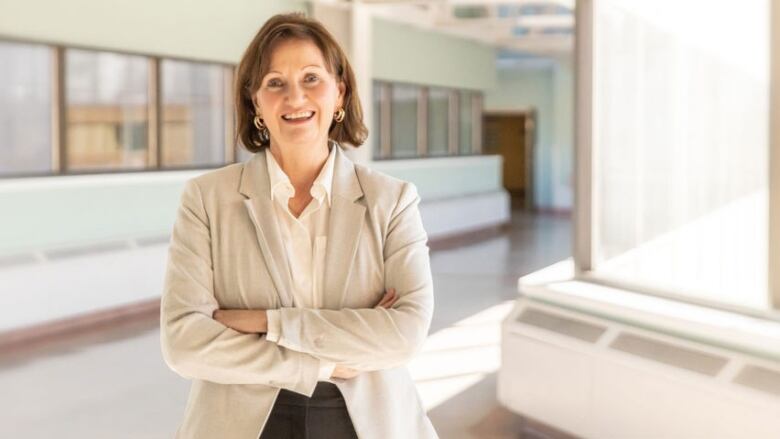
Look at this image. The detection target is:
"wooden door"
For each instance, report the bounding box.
[484,112,535,209]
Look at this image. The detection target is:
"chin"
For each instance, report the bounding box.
[280,131,326,146]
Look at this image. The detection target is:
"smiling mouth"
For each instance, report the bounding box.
[281,111,315,122]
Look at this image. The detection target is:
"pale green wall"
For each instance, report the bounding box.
[483,60,573,210]
[0,174,191,255]
[0,0,306,63]
[0,0,311,256]
[484,67,555,207]
[372,17,496,91]
[372,156,503,200]
[0,155,503,256]
[0,4,504,256]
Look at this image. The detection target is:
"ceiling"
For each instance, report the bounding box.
[315,0,574,66]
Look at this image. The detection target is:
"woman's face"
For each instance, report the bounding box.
[252,38,345,150]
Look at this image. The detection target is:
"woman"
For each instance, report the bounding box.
[160,12,438,439]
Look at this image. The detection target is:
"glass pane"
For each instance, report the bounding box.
[0,42,51,176]
[65,49,149,171]
[593,0,769,309]
[391,84,417,158]
[428,87,448,156]
[459,90,472,154]
[372,81,381,159]
[161,59,225,167]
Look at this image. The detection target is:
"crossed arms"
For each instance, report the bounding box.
[159,179,434,397]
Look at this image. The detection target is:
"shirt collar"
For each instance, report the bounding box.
[265,142,336,207]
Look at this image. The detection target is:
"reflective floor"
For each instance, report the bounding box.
[0,209,572,438]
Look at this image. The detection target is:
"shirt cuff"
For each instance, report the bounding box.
[318,360,336,381]
[265,309,281,343]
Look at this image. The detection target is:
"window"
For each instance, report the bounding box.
[0,41,52,176]
[161,59,227,167]
[390,83,418,158]
[0,40,239,176]
[581,0,772,311]
[372,80,483,160]
[459,90,473,155]
[65,49,149,171]
[427,87,449,156]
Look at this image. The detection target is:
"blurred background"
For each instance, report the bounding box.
[1,0,779,437]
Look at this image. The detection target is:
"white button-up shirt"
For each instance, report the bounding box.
[263,144,337,382]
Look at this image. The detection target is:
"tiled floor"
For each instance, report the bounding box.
[0,209,572,438]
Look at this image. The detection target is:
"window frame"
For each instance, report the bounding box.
[372,79,484,161]
[574,0,780,320]
[0,38,236,178]
[157,57,234,169]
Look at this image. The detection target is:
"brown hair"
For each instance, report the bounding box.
[234,12,368,152]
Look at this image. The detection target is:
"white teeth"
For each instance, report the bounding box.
[282,111,314,120]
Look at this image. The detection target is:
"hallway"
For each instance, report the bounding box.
[0,210,571,438]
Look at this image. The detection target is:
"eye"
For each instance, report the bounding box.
[304,73,319,83]
[266,78,283,88]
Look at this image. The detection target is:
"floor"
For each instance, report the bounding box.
[0,209,573,438]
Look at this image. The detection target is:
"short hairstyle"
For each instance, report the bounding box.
[234,12,368,152]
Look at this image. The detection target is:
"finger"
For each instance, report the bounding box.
[375,289,394,308]
[388,294,399,307]
[381,289,395,305]
[383,289,398,307]
[378,291,396,309]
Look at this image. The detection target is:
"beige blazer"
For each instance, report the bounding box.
[160,144,438,438]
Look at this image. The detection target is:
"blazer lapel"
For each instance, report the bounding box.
[238,152,295,307]
[322,146,366,309]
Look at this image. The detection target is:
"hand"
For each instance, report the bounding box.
[212,309,267,334]
[329,289,398,381]
[374,287,399,309]
[331,364,361,380]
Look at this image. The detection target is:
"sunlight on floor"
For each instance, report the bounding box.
[410,300,516,411]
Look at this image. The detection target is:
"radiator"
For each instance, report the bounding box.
[499,298,780,439]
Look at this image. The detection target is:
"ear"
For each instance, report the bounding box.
[336,81,346,109]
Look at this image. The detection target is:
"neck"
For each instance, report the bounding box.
[268,138,331,193]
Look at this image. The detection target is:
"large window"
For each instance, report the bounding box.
[0,40,237,177]
[373,81,483,160]
[580,0,773,312]
[390,83,419,158]
[65,49,149,171]
[427,87,449,156]
[459,91,474,155]
[161,59,227,168]
[0,42,52,176]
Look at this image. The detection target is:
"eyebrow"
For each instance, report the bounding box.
[267,64,324,75]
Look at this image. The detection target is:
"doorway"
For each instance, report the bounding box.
[483,110,537,210]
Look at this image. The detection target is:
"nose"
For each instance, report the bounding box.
[284,81,306,105]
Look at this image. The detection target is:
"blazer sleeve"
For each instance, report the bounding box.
[159,178,322,396]
[269,182,434,370]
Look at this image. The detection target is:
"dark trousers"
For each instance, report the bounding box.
[260,382,358,439]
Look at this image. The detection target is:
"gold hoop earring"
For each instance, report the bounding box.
[253,115,269,144]
[333,108,345,123]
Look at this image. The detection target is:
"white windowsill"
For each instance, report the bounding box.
[518,259,780,361]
